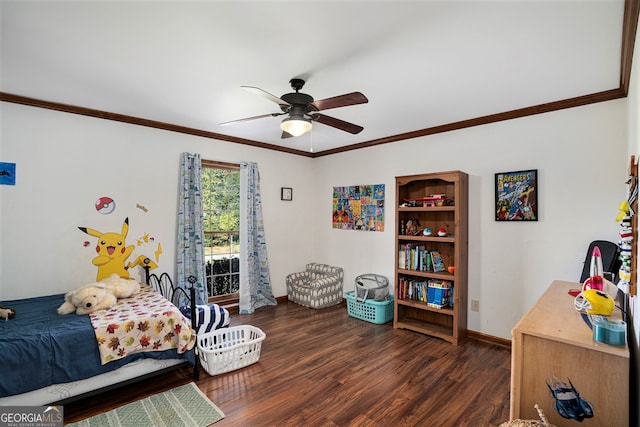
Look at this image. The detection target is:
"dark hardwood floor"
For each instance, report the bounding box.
[64,301,512,426]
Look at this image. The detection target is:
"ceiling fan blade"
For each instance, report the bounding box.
[311,113,364,134]
[219,112,284,126]
[241,86,291,107]
[310,92,368,112]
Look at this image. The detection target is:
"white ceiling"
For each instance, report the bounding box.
[0,0,626,154]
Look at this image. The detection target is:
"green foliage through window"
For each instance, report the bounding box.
[201,163,240,297]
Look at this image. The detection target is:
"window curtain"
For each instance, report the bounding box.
[177,152,207,305]
[239,162,277,314]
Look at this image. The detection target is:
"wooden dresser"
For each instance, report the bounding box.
[510,280,629,427]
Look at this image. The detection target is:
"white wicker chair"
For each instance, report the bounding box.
[286,263,344,309]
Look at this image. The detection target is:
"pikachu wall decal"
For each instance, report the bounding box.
[79,217,156,281]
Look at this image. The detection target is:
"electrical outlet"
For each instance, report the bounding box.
[471,299,480,312]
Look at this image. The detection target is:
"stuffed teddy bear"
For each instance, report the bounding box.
[57,283,116,315]
[100,274,141,298]
[57,274,141,315]
[0,305,16,320]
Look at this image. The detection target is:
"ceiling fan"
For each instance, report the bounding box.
[220,78,368,138]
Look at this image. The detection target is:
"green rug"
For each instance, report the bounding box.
[67,383,224,427]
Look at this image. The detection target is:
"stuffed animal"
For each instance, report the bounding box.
[100,273,141,298]
[57,283,116,315]
[57,274,141,315]
[0,305,16,320]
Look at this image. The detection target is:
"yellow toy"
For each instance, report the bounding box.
[616,200,630,222]
[79,217,135,281]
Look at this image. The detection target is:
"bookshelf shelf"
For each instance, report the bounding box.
[394,318,454,342]
[398,236,456,243]
[398,206,456,213]
[394,171,468,345]
[397,268,454,281]
[396,298,455,315]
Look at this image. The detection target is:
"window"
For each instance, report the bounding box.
[201,160,240,303]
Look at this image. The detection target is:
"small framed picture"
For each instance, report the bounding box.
[495,169,538,221]
[281,187,293,201]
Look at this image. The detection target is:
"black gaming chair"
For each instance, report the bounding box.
[579,240,621,283]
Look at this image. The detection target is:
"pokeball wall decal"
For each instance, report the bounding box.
[95,196,116,214]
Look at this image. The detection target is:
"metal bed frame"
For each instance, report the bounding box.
[144,267,199,381]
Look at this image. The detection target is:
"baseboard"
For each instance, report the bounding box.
[466,329,511,348]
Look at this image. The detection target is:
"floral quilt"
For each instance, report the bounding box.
[90,284,196,365]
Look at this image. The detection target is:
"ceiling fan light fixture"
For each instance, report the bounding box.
[280,117,312,136]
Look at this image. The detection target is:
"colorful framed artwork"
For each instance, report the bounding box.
[332,184,385,231]
[495,169,538,221]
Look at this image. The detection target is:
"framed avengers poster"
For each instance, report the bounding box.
[495,169,538,221]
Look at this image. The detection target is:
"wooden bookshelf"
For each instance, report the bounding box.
[393,171,468,345]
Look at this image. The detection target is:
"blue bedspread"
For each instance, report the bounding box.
[0,293,194,398]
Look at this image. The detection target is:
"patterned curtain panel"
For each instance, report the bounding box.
[177,152,207,305]
[239,162,277,314]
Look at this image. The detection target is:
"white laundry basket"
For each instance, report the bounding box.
[197,325,266,376]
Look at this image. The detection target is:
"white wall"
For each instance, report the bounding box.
[313,100,627,340]
[0,103,314,300]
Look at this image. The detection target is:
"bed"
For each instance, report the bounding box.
[0,270,229,405]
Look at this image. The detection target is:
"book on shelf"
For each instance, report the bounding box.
[397,276,435,303]
[397,276,454,308]
[398,243,435,272]
[431,250,446,272]
[423,251,433,272]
